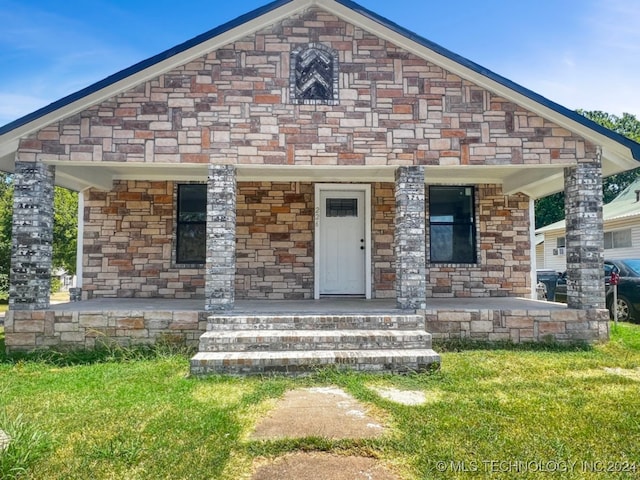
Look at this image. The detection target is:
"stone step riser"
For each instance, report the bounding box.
[206,315,424,331]
[199,330,431,352]
[190,349,441,376]
[200,339,431,352]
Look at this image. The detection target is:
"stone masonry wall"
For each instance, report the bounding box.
[236,181,314,300]
[4,309,208,352]
[372,183,396,297]
[424,307,609,343]
[16,6,589,303]
[83,180,206,299]
[82,180,529,299]
[17,8,595,170]
[427,185,531,298]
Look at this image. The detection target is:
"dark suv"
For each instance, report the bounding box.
[554,259,640,322]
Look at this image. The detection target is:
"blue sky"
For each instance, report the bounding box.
[1,0,639,127]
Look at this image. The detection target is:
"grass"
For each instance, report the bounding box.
[0,324,639,479]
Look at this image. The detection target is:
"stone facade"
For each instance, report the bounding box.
[83,180,205,299]
[10,162,55,310]
[424,307,609,343]
[5,5,614,353]
[4,309,207,351]
[427,185,531,298]
[80,178,530,300]
[17,8,594,170]
[236,181,314,299]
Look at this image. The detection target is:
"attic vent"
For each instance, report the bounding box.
[290,44,339,105]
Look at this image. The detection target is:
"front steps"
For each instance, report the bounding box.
[190,314,440,376]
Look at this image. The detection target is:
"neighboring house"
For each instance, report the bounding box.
[535,234,545,269]
[537,178,640,272]
[1,0,640,358]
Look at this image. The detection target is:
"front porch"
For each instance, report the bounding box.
[4,297,608,352]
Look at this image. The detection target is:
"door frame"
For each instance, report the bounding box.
[314,183,372,300]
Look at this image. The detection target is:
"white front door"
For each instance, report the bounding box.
[318,189,366,295]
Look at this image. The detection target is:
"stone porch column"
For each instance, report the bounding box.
[205,165,236,311]
[9,161,55,310]
[395,166,427,310]
[564,147,605,309]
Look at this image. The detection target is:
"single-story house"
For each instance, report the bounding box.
[2,0,640,371]
[537,178,640,272]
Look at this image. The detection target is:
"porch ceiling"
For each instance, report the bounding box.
[49,162,568,198]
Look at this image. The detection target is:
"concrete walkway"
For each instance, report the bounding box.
[249,387,400,479]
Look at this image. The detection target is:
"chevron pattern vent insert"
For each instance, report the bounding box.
[290,44,339,105]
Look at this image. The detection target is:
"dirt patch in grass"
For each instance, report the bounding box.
[252,452,399,480]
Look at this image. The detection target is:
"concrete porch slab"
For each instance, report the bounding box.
[45,296,567,313]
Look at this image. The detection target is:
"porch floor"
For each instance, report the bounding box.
[47,296,567,313]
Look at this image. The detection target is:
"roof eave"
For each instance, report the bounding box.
[1,0,639,174]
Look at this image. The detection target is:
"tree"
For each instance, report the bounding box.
[535,110,640,228]
[53,187,78,275]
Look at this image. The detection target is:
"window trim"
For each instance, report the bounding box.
[428,185,477,265]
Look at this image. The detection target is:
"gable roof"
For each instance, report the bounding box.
[1,0,639,195]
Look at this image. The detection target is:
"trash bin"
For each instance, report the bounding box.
[536,269,559,301]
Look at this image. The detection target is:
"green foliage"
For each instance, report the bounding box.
[52,187,78,275]
[535,110,640,228]
[0,411,50,480]
[0,274,8,302]
[0,174,12,282]
[49,277,62,295]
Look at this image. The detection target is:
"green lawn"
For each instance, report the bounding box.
[1,324,639,479]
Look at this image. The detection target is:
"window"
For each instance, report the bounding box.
[326,198,357,217]
[429,186,476,263]
[604,229,632,249]
[176,184,206,264]
[556,237,566,248]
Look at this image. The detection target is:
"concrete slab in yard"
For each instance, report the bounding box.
[252,452,399,480]
[370,386,427,406]
[250,387,384,440]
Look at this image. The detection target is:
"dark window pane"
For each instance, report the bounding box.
[179,184,207,222]
[429,186,476,264]
[177,223,206,264]
[326,198,357,217]
[177,184,206,264]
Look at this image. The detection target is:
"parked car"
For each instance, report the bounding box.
[554,259,640,322]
